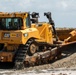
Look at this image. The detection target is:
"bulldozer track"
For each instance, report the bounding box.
[0,44,75,70]
[0,42,75,70]
[14,39,57,69]
[14,39,34,69]
[14,41,76,69]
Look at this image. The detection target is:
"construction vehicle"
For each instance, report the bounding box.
[0,12,75,69]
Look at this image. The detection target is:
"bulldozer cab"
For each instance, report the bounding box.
[0,17,22,30]
[0,12,31,30]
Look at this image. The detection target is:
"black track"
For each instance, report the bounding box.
[14,39,34,69]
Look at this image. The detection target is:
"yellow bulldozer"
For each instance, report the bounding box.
[0,12,75,69]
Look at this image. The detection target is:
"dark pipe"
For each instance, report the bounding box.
[44,12,58,41]
[31,12,39,23]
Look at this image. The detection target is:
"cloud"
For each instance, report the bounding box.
[0,0,32,11]
[56,0,76,11]
[57,1,68,9]
[0,0,76,27]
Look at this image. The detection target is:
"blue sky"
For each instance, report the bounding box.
[0,0,76,27]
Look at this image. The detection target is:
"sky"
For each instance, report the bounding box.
[0,0,76,28]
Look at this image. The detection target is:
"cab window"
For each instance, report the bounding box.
[0,18,22,30]
[25,16,31,28]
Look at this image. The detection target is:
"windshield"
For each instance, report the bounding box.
[0,18,22,30]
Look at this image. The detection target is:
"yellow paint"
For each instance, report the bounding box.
[0,12,53,51]
[0,12,55,62]
[57,29,76,41]
[10,33,17,37]
[36,23,53,44]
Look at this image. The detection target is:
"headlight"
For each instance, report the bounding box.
[24,33,28,37]
[4,33,10,38]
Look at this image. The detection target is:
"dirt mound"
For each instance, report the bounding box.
[0,48,76,75]
[24,49,76,71]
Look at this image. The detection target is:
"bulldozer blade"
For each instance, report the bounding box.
[58,41,76,52]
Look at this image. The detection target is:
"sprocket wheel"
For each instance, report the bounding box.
[27,40,38,56]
